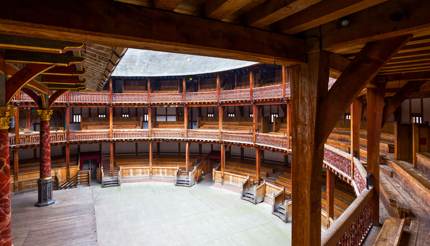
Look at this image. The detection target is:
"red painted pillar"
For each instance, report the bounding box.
[36,109,54,207]
[0,106,12,245]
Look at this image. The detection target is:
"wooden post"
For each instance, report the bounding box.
[218,105,223,131]
[26,108,31,130]
[394,120,399,160]
[148,107,152,136]
[350,99,362,176]
[220,144,225,178]
[216,74,221,103]
[184,105,188,137]
[182,78,186,98]
[282,65,287,98]
[13,107,19,191]
[291,48,329,246]
[286,101,292,146]
[109,142,115,173]
[249,70,254,101]
[185,142,190,171]
[65,105,70,178]
[412,123,419,167]
[253,104,258,143]
[255,148,261,182]
[366,83,385,225]
[326,169,335,219]
[149,141,153,175]
[109,106,113,138]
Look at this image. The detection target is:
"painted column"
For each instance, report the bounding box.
[0,106,12,245]
[326,169,335,220]
[36,109,54,207]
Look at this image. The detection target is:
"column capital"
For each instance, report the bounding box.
[37,109,53,121]
[0,105,14,130]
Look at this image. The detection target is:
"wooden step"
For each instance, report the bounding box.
[373,217,405,246]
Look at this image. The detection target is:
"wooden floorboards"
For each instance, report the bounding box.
[12,187,97,246]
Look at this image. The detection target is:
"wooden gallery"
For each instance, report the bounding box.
[0,0,429,245]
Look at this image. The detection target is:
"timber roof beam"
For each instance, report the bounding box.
[0,34,83,54]
[4,50,84,66]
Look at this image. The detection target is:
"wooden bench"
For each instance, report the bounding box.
[373,217,405,246]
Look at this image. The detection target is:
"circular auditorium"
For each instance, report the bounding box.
[1,1,430,246]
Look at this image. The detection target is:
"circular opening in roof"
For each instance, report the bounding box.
[112,49,257,77]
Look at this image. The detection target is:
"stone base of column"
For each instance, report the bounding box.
[35,178,55,207]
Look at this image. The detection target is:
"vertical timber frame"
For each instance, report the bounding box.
[291,45,329,246]
[366,82,385,225]
[13,107,19,191]
[326,169,335,220]
[350,99,362,175]
[65,105,70,179]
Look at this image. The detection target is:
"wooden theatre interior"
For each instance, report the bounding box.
[0,0,430,245]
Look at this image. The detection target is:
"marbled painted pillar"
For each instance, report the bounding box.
[0,106,12,246]
[36,109,54,207]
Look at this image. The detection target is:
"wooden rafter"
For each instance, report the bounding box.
[25,80,50,95]
[153,0,183,10]
[245,0,320,28]
[316,35,410,147]
[43,65,85,76]
[21,87,42,107]
[382,80,426,125]
[0,34,82,54]
[321,0,430,52]
[41,75,84,84]
[5,64,54,103]
[0,0,305,64]
[205,0,253,20]
[276,0,388,34]
[378,71,430,81]
[4,50,83,66]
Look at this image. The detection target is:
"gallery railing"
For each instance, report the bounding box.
[11,83,288,106]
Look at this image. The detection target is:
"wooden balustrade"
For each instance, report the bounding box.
[152,128,185,139]
[187,129,219,141]
[113,129,149,140]
[220,88,251,102]
[221,130,253,144]
[253,84,283,101]
[256,133,289,150]
[69,91,110,104]
[186,91,217,103]
[112,93,149,104]
[324,145,352,178]
[150,92,184,104]
[69,130,110,142]
[322,188,374,246]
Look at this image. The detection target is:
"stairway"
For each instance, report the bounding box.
[175,170,193,187]
[241,181,265,204]
[273,200,288,222]
[58,170,92,190]
[102,167,120,188]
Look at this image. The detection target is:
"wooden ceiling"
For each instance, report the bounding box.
[0,0,429,97]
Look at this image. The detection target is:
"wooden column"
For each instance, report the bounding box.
[65,105,70,179]
[282,65,287,98]
[249,70,254,101]
[149,142,153,175]
[255,148,261,182]
[216,74,221,103]
[326,169,335,219]
[252,104,258,143]
[0,106,12,245]
[220,144,225,178]
[286,101,292,147]
[184,105,188,136]
[412,123,419,167]
[185,142,190,171]
[218,105,223,131]
[366,83,385,225]
[13,107,19,191]
[291,49,329,246]
[351,99,362,160]
[109,106,113,137]
[36,109,54,207]
[109,142,114,173]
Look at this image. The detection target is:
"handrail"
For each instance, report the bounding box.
[321,188,374,246]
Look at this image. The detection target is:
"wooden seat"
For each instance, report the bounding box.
[373,217,405,246]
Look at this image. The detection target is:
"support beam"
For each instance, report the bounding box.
[255,148,261,182]
[277,0,387,34]
[4,50,83,66]
[184,105,188,136]
[220,144,225,178]
[0,106,12,245]
[412,123,419,167]
[5,64,53,103]
[48,89,67,107]
[321,0,430,52]
[205,0,254,20]
[317,36,410,147]
[366,83,385,225]
[149,142,153,175]
[326,169,335,219]
[185,142,190,172]
[351,99,362,160]
[291,46,329,246]
[0,34,82,53]
[153,0,183,10]
[65,106,70,179]
[218,106,223,131]
[252,104,258,143]
[246,0,319,28]
[0,0,305,64]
